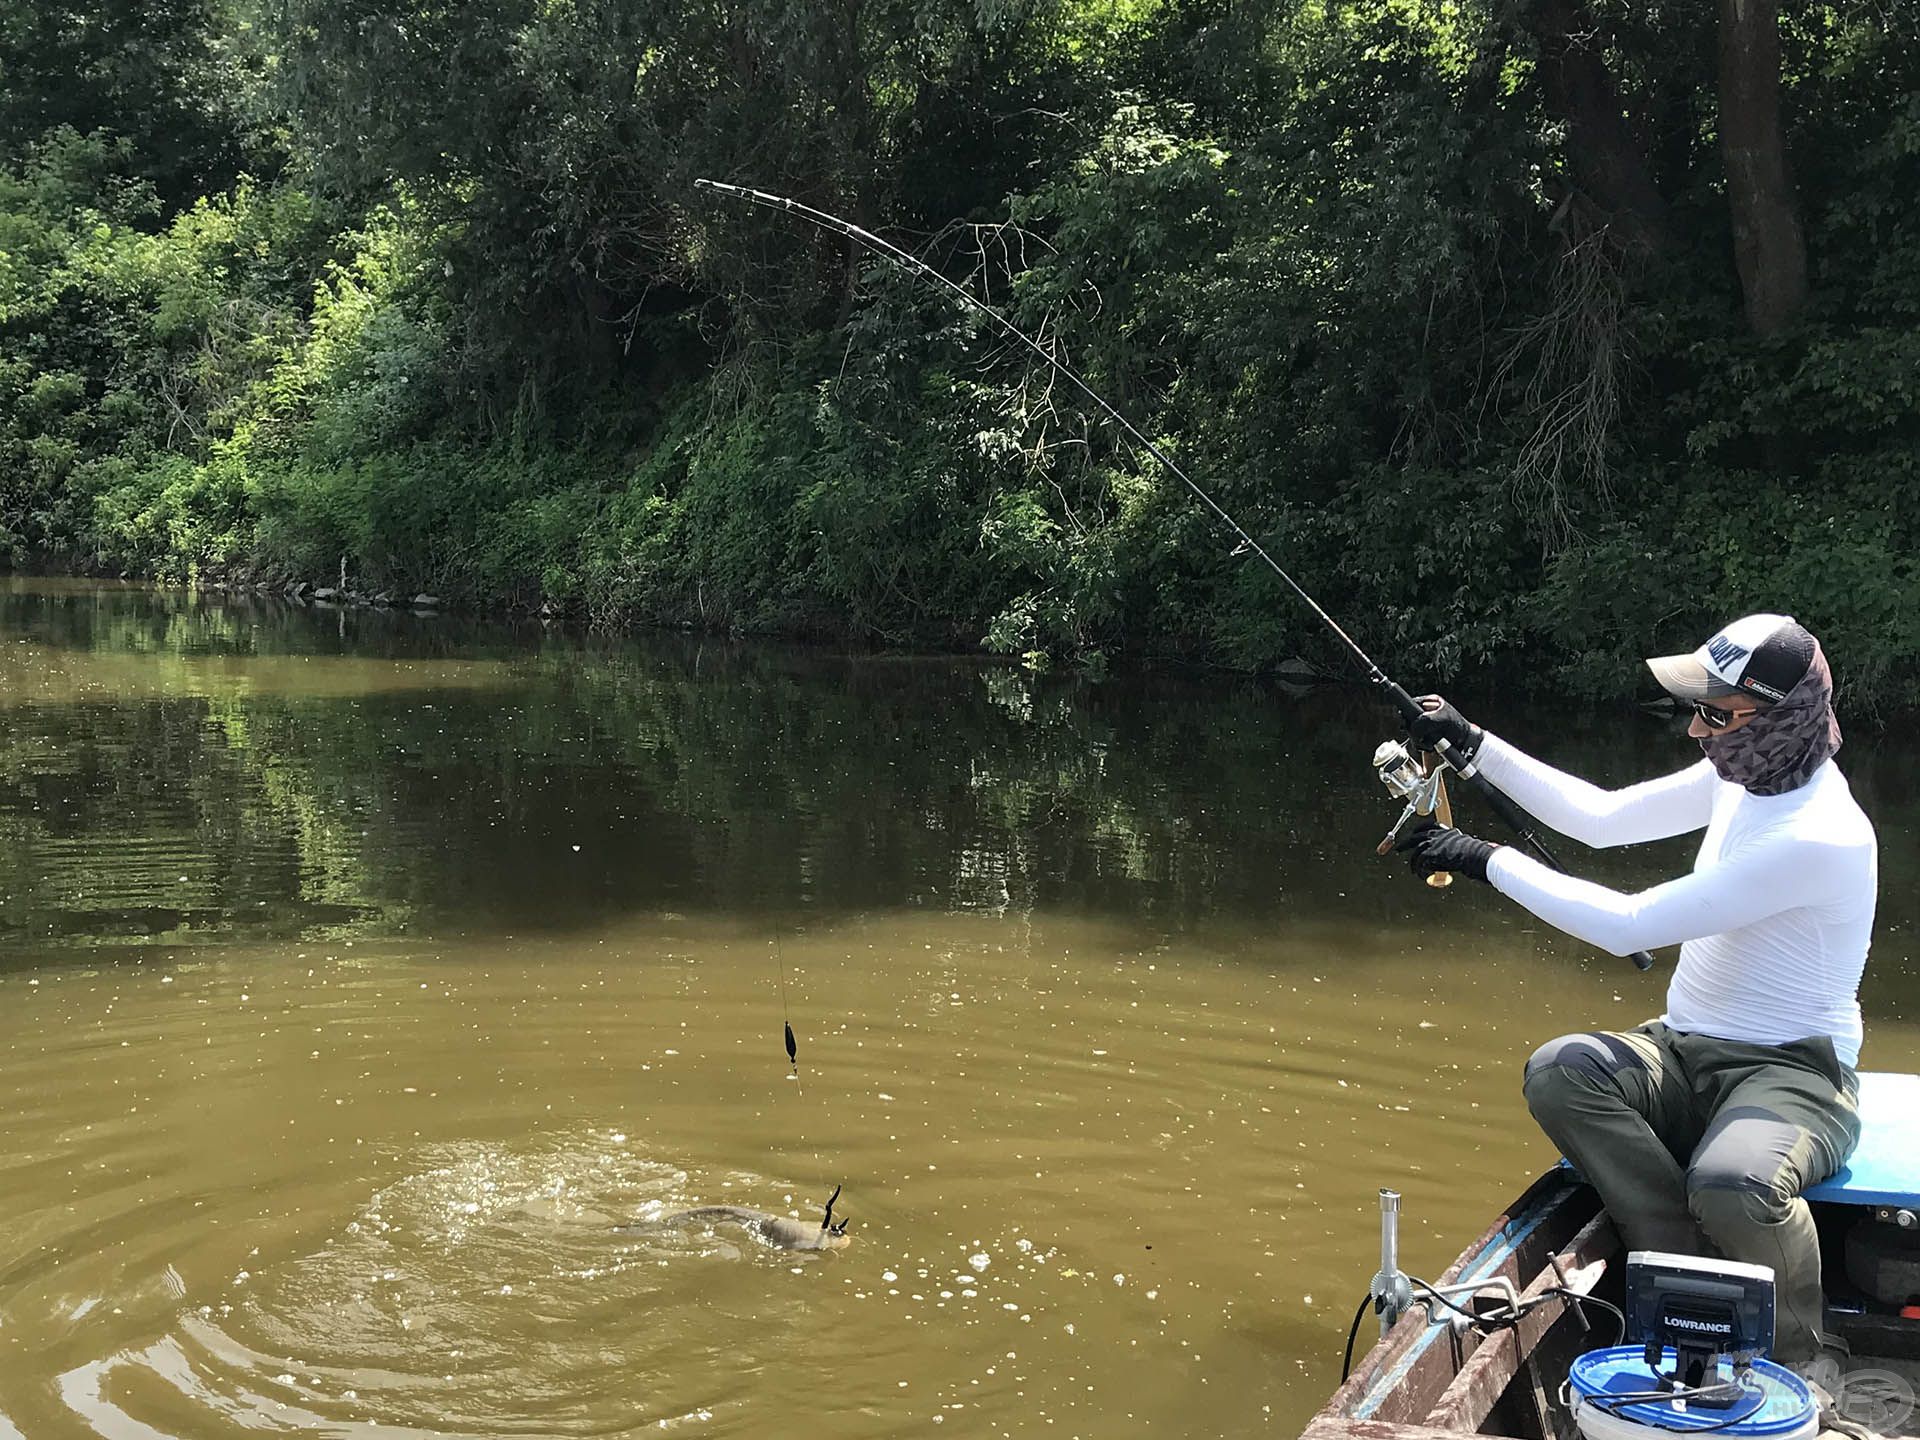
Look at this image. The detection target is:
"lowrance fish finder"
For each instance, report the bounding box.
[1625,1251,1776,1400]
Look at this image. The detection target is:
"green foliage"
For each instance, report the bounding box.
[0,0,259,204]
[1,0,1918,707]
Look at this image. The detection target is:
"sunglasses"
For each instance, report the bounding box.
[1692,700,1752,730]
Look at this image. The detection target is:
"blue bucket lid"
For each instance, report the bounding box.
[1569,1346,1815,1436]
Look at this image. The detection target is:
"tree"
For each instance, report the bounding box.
[1525,0,1673,258]
[0,0,253,207]
[1717,0,1807,334]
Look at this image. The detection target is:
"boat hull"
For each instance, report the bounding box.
[1308,1170,1920,1440]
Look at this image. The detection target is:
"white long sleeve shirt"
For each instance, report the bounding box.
[1476,734,1877,1067]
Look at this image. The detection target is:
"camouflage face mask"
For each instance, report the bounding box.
[1699,642,1842,796]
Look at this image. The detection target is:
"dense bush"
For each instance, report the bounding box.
[1,0,1916,705]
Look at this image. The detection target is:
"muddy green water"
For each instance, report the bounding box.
[0,579,1915,1439]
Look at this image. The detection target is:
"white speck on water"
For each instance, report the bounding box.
[883,1270,898,1283]
[1015,1238,1032,1253]
[1113,1274,1125,1286]
[878,1093,895,1101]
[969,1253,990,1272]
[1003,1302,1019,1311]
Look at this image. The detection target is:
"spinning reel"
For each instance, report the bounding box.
[1371,740,1457,889]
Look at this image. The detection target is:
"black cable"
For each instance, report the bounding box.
[1588,1378,1768,1434]
[1413,1280,1512,1328]
[1344,1276,1628,1404]
[1341,1294,1375,1383]
[1532,1285,1627,1348]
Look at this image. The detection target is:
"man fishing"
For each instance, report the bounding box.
[1397,614,1875,1392]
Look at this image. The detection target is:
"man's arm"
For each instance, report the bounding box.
[1473,736,1716,848]
[1485,837,1835,956]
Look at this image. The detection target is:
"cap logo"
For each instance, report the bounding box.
[1706,636,1749,673]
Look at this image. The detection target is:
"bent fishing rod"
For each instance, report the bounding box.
[694,177,1655,972]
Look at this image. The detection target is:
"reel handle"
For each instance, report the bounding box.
[1376,680,1656,972]
[1426,759,1454,889]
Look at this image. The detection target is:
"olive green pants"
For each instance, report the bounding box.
[1522,1020,1861,1364]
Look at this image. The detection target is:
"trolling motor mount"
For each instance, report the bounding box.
[1372,1189,1415,1336]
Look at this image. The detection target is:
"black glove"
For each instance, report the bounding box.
[1407,694,1483,762]
[1394,820,1499,884]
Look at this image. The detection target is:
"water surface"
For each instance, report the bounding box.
[2,579,1915,1438]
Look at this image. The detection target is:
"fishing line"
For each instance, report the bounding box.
[695,178,1656,972]
[772,928,838,1229]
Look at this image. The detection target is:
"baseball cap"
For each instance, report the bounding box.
[1645,613,1817,705]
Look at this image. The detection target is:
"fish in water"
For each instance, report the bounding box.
[619,1204,851,1252]
[616,1184,851,1252]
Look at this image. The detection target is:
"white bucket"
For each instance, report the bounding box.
[1567,1348,1818,1440]
[1572,1392,1818,1440]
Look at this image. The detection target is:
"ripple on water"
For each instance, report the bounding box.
[57,1134,861,1437]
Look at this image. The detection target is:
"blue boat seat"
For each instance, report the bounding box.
[1803,1071,1920,1208]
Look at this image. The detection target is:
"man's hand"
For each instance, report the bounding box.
[1408,694,1483,762]
[1394,820,1499,884]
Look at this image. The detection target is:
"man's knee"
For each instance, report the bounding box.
[1522,1032,1644,1123]
[1686,1107,1805,1232]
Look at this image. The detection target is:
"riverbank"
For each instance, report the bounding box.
[6,7,1915,706]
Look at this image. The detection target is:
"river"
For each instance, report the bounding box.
[0,578,1914,1439]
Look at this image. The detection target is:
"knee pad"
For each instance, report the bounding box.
[1523,1032,1644,1090]
[1688,1109,1804,1223]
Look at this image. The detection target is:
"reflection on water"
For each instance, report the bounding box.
[0,579,1914,1438]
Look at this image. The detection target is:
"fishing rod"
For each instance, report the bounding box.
[694,178,1655,972]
